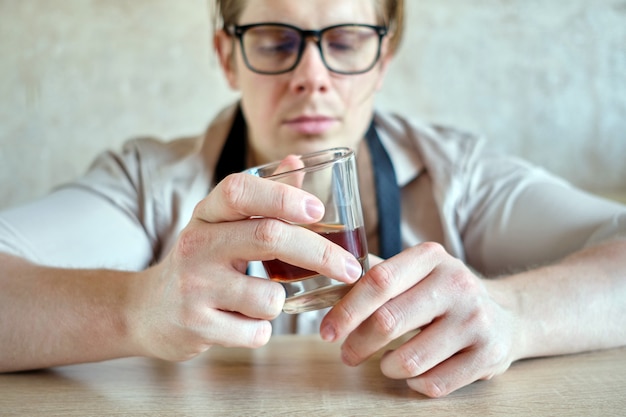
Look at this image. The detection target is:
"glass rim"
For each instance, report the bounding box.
[245,147,355,179]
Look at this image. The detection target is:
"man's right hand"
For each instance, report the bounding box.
[129,172,363,361]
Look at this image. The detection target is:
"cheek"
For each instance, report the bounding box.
[337,73,380,109]
[239,78,285,144]
[241,86,279,131]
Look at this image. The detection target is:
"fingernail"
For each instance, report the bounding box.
[321,323,336,342]
[345,257,363,282]
[304,198,324,220]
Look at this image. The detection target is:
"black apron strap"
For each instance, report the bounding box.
[365,120,402,259]
[214,106,248,185]
[213,108,402,259]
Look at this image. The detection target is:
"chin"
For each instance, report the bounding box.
[289,138,343,155]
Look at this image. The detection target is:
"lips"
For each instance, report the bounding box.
[284,115,337,135]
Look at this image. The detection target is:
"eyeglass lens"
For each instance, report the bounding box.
[240,25,382,74]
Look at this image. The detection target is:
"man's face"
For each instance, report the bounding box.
[215,0,392,165]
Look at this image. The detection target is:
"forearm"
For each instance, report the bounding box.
[489,239,626,361]
[0,253,139,372]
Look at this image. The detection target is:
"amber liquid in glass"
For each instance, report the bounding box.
[263,223,367,282]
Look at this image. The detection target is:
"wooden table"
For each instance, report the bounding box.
[1,335,625,416]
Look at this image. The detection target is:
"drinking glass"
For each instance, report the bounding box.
[245,147,369,314]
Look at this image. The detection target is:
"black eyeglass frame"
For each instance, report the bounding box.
[226,22,389,75]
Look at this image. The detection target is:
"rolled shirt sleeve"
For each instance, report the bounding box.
[377,113,626,277]
[0,187,155,270]
[455,141,626,276]
[0,135,210,271]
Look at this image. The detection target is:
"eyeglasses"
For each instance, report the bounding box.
[226,23,388,75]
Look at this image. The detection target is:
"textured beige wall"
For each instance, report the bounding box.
[1,0,625,210]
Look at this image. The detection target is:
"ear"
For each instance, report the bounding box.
[374,37,394,91]
[214,29,239,90]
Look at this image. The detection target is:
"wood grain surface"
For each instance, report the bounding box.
[1,335,624,416]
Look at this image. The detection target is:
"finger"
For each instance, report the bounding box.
[272,154,305,188]
[368,253,384,267]
[378,315,469,379]
[337,255,459,366]
[206,272,286,320]
[321,242,446,342]
[200,218,363,284]
[404,349,487,398]
[200,308,274,349]
[198,173,324,224]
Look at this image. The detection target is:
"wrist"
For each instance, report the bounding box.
[483,277,532,362]
[123,267,155,359]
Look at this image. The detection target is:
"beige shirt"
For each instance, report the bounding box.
[2,104,625,333]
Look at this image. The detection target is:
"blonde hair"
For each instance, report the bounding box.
[211,0,405,54]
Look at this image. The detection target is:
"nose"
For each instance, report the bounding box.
[288,40,331,94]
